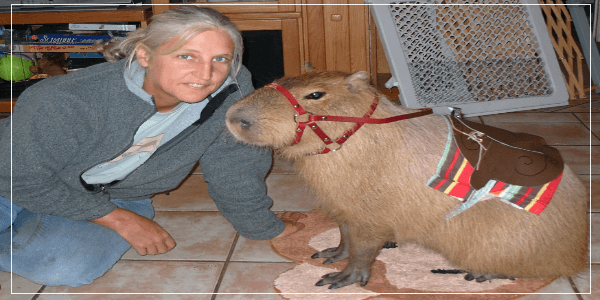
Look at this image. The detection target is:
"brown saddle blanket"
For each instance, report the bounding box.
[449,113,564,190]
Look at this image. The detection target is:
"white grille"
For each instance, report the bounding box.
[369,0,568,116]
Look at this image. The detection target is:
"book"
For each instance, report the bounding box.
[11,44,98,53]
[69,52,104,58]
[26,34,112,45]
[69,23,136,31]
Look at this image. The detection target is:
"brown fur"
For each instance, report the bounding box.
[226,70,589,285]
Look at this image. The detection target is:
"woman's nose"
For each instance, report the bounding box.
[193,61,212,81]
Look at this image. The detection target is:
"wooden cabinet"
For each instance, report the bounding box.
[302,0,372,75]
[0,6,152,27]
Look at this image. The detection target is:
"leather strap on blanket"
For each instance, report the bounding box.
[449,111,564,190]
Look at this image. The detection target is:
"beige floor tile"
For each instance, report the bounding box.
[481,112,581,123]
[554,101,600,113]
[530,105,572,113]
[579,175,600,212]
[230,236,292,263]
[214,262,296,298]
[484,122,599,146]
[554,146,599,175]
[574,113,600,146]
[584,117,600,140]
[592,213,600,264]
[267,174,317,212]
[38,261,222,299]
[574,112,600,123]
[152,175,218,212]
[571,264,600,300]
[0,271,41,300]
[121,211,236,261]
[516,277,578,299]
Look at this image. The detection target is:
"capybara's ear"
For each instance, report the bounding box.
[346,71,369,94]
[305,62,315,72]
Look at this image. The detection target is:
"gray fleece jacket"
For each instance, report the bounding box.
[0,59,285,240]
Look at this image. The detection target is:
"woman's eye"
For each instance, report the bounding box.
[179,55,192,60]
[304,92,326,100]
[214,57,230,63]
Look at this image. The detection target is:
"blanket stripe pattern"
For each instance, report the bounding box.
[426,128,562,215]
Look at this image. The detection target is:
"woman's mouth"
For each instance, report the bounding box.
[188,83,207,88]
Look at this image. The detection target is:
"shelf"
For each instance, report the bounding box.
[0,6,152,26]
[0,98,16,113]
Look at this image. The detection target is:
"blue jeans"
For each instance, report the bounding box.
[0,195,154,287]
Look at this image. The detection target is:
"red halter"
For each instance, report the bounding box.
[265,83,433,155]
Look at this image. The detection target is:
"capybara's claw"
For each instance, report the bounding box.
[320,272,341,279]
[311,247,350,264]
[315,268,370,289]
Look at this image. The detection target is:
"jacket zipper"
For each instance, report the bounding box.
[80,101,156,193]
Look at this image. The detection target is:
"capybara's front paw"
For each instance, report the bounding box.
[311,246,350,264]
[314,266,370,289]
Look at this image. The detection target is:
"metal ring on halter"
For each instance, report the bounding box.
[325,143,343,152]
[294,111,313,124]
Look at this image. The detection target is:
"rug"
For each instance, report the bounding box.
[270,209,556,300]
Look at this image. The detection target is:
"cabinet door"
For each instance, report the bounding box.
[152,0,301,15]
[303,0,370,74]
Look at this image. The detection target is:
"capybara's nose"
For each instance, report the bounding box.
[226,107,254,130]
[229,115,252,129]
[239,118,252,128]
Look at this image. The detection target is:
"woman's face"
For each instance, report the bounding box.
[137,29,234,112]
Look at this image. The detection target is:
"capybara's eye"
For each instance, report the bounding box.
[305,92,326,100]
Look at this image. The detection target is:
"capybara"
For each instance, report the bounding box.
[225,69,589,289]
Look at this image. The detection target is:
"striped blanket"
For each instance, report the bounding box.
[427,117,562,219]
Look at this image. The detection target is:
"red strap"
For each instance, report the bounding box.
[308,109,432,125]
[266,83,306,115]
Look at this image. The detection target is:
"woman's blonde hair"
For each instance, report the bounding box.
[101,6,243,77]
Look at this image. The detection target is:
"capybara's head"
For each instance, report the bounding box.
[226,70,377,157]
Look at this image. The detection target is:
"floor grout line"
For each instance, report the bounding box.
[567,277,585,300]
[211,232,240,300]
[30,285,45,300]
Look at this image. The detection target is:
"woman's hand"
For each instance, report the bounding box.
[91,208,176,255]
[275,211,307,239]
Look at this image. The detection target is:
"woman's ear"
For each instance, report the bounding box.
[136,46,151,67]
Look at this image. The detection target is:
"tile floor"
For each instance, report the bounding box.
[0,93,598,299]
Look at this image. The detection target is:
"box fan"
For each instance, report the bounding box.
[367,0,569,117]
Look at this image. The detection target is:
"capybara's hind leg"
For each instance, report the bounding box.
[315,225,385,289]
[312,222,350,265]
[464,272,516,283]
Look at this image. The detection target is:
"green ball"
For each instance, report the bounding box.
[0,55,35,81]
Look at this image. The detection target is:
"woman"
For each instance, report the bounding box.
[0,6,303,287]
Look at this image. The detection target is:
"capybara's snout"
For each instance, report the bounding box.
[226,89,301,148]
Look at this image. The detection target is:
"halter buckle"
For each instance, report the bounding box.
[294,112,312,124]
